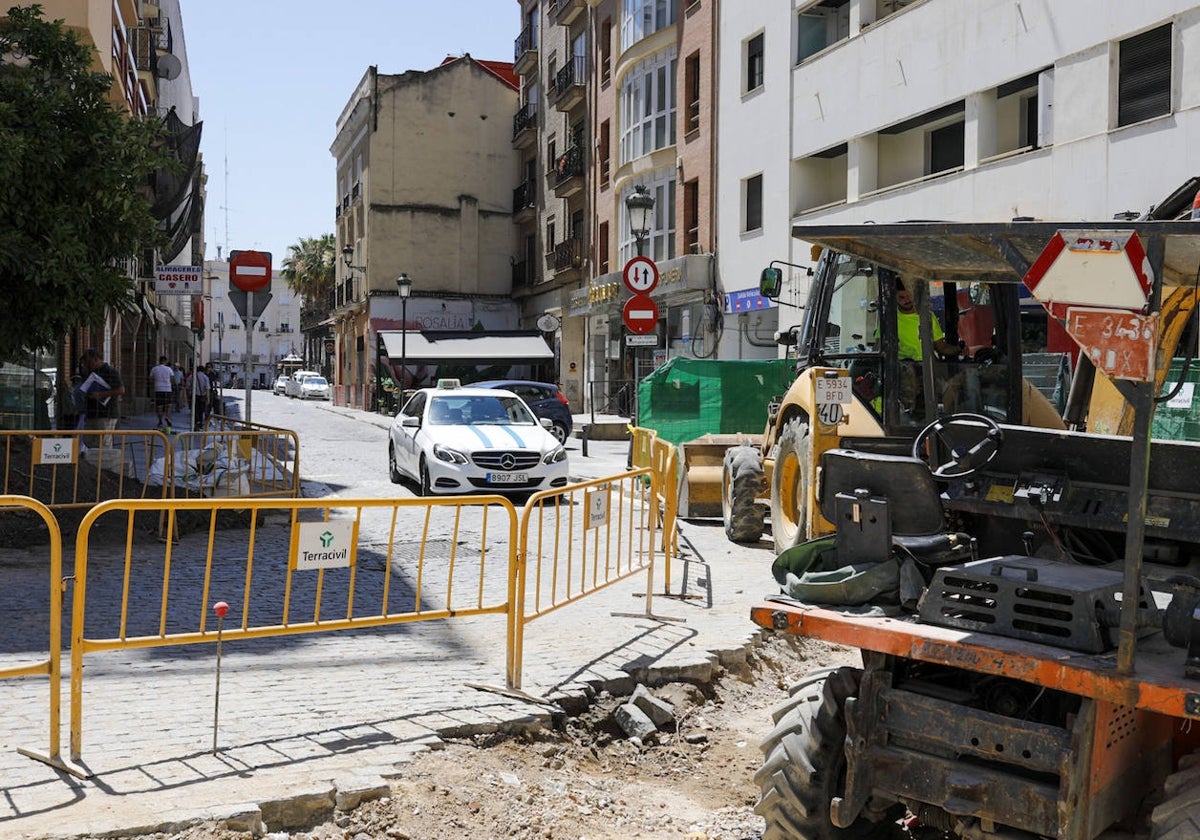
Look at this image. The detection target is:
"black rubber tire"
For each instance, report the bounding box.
[1151,750,1200,838]
[550,421,569,445]
[418,457,431,497]
[388,444,403,485]
[771,417,810,555]
[754,667,905,840]
[723,444,766,543]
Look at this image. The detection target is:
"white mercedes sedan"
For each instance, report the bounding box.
[387,380,569,496]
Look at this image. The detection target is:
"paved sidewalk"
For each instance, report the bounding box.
[0,401,778,840]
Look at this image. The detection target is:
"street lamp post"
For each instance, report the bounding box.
[342,243,370,408]
[625,184,655,258]
[211,320,225,385]
[396,273,412,410]
[623,185,656,421]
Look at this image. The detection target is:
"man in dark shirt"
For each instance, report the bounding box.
[80,348,124,445]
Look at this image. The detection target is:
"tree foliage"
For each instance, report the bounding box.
[281,233,336,308]
[0,5,171,362]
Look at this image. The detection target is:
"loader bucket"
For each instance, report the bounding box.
[678,433,762,518]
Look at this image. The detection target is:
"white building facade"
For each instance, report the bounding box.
[718,0,1200,342]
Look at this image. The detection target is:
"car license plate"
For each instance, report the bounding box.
[488,472,527,484]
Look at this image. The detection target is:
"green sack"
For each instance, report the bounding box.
[771,535,900,606]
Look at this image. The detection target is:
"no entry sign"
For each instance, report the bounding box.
[229,249,273,293]
[622,294,659,335]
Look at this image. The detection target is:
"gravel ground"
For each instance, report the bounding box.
[70,634,856,840]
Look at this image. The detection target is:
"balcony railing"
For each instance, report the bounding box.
[551,145,584,189]
[553,55,584,96]
[512,102,539,141]
[551,0,585,26]
[514,23,537,66]
[512,180,536,214]
[553,237,582,272]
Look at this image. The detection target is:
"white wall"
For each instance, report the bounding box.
[716,2,803,358]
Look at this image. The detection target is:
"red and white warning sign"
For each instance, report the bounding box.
[1063,307,1157,382]
[1023,230,1153,319]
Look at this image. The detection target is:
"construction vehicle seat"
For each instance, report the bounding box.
[818,448,974,568]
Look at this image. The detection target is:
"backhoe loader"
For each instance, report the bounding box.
[749,218,1200,840]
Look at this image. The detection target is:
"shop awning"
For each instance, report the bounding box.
[377,330,553,365]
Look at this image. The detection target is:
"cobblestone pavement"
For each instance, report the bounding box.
[0,397,778,839]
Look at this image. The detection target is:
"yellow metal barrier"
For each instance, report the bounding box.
[510,468,660,689]
[68,494,517,765]
[171,428,300,499]
[0,496,77,775]
[0,430,171,509]
[628,424,657,469]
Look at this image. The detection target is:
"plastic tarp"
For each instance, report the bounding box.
[636,357,796,445]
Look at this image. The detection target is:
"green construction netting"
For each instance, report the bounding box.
[1153,359,1200,441]
[636,357,795,445]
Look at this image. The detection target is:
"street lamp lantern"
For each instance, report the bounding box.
[625,184,655,257]
[396,273,412,408]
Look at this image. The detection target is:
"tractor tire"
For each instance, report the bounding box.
[723,444,766,543]
[1151,750,1200,838]
[771,417,810,555]
[754,667,905,840]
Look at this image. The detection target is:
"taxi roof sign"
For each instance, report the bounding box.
[1022,230,1153,318]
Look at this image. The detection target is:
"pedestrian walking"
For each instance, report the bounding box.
[192,364,210,432]
[79,348,124,446]
[149,355,175,431]
[205,363,221,426]
[172,362,185,412]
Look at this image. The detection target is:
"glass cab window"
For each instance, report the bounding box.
[806,254,1072,433]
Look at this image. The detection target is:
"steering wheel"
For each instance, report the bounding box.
[912,412,1004,480]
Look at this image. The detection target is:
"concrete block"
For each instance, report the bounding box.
[259,787,335,832]
[630,684,676,728]
[334,775,391,811]
[613,702,657,741]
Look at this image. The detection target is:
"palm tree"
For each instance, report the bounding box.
[280,233,336,309]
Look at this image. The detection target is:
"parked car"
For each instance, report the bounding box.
[285,370,320,398]
[299,375,331,400]
[273,375,290,395]
[388,379,569,496]
[472,380,572,444]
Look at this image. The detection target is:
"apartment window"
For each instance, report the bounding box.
[621,0,677,51]
[796,2,849,64]
[619,47,677,164]
[600,18,613,86]
[683,179,699,253]
[685,51,701,134]
[546,220,556,253]
[599,119,611,184]
[743,174,762,233]
[1118,23,1171,127]
[619,169,676,264]
[598,221,610,274]
[745,33,764,93]
[929,121,965,174]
